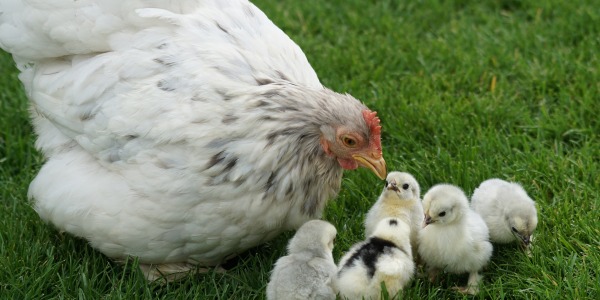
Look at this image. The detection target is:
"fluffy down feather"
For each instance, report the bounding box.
[471,178,538,250]
[266,220,337,300]
[0,0,386,280]
[418,184,493,295]
[337,218,414,300]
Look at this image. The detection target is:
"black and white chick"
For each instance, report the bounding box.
[471,178,538,253]
[417,184,493,295]
[267,220,337,300]
[364,172,423,256]
[337,218,415,300]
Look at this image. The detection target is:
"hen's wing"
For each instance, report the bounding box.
[1,0,321,148]
[1,0,324,167]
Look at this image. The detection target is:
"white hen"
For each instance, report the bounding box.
[471,178,538,250]
[0,0,387,280]
[364,171,423,256]
[418,184,493,295]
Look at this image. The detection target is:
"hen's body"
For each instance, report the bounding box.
[0,0,384,278]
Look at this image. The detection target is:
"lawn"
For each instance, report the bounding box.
[1,0,598,299]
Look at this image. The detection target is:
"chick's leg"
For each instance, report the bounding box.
[427,266,441,282]
[453,271,482,295]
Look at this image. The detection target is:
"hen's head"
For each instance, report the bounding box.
[319,109,386,179]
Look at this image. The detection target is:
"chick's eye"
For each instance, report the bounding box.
[511,227,518,233]
[402,183,410,190]
[342,136,358,147]
[438,211,446,217]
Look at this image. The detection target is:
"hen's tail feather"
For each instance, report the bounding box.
[0,0,234,61]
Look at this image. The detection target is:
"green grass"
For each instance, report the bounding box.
[1,0,599,298]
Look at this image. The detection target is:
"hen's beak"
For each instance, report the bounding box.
[352,153,386,180]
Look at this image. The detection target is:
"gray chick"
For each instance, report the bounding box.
[266,220,337,300]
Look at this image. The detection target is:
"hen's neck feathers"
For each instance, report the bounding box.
[219,82,365,220]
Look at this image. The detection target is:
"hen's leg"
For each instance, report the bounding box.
[139,263,198,282]
[139,263,227,283]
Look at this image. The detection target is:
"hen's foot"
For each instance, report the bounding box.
[139,263,226,283]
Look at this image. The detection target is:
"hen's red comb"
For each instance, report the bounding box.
[362,109,382,153]
[362,110,381,136]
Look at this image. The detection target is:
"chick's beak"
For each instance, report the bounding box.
[423,215,433,228]
[352,152,386,180]
[521,235,531,246]
[386,179,398,191]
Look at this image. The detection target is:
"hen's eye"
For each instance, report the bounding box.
[402,183,409,190]
[342,136,357,147]
[438,211,446,217]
